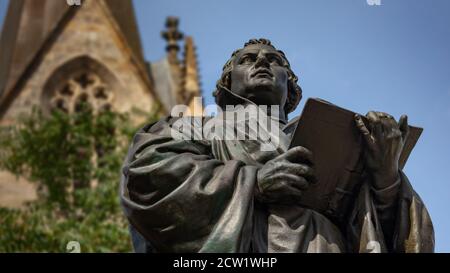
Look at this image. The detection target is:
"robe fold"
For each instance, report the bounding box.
[120,115,434,253]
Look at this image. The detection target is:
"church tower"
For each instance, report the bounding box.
[0,0,202,207]
[150,16,203,116]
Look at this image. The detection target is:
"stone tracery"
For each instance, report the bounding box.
[50,71,114,114]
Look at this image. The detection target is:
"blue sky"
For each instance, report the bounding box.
[1,0,449,252]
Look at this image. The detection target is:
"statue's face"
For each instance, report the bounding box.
[230,44,288,108]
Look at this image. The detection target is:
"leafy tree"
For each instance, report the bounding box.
[0,105,159,252]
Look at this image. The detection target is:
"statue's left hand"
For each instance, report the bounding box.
[354,111,409,189]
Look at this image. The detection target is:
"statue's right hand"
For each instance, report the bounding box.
[256,146,316,205]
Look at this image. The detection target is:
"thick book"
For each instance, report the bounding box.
[289,98,422,220]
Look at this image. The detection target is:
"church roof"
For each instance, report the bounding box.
[0,0,146,106]
[149,57,179,111]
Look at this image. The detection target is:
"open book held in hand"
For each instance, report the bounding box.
[289,98,422,221]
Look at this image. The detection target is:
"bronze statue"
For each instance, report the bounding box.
[120,39,434,253]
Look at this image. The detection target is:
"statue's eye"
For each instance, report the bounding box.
[240,55,254,64]
[268,55,282,65]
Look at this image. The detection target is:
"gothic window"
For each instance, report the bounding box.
[50,72,113,114]
[43,56,118,115]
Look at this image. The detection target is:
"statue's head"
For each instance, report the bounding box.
[213,38,302,116]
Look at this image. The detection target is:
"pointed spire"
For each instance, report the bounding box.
[161,16,184,65]
[181,36,201,103]
[182,36,203,116]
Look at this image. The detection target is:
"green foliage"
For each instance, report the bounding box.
[0,106,159,252]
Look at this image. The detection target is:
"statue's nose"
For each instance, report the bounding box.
[254,54,270,68]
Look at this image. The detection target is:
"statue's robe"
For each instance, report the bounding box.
[120,114,434,253]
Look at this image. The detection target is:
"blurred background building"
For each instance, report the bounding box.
[0,0,202,208]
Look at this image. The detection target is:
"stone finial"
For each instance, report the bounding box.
[161,17,184,65]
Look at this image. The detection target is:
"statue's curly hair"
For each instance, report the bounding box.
[213,38,302,115]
